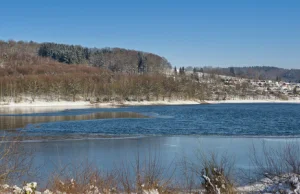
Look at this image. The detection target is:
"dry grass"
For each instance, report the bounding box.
[251,141,300,177]
[200,153,236,194]
[48,162,118,194]
[46,152,179,194]
[0,135,34,185]
[180,151,237,194]
[119,153,178,194]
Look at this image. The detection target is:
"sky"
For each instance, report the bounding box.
[0,0,300,69]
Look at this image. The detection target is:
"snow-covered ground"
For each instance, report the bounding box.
[0,100,93,107]
[120,100,201,106]
[207,99,300,104]
[0,99,202,108]
[2,174,299,194]
[1,98,300,108]
[237,173,300,193]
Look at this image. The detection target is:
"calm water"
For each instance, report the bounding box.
[0,104,299,186]
[1,103,299,137]
[20,136,300,187]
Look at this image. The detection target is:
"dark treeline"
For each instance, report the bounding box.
[38,42,171,73]
[201,66,300,82]
[0,40,210,103]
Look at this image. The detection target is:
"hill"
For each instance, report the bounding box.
[0,40,205,103]
[0,40,171,74]
[38,42,172,73]
[201,66,300,82]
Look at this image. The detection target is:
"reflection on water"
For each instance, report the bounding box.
[0,107,72,114]
[18,136,300,187]
[0,112,147,130]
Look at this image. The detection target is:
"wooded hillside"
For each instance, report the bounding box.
[0,40,210,103]
[0,40,298,103]
[202,66,300,82]
[0,40,171,74]
[38,42,171,73]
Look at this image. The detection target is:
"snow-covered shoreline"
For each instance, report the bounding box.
[120,100,202,106]
[0,101,94,107]
[207,99,300,104]
[0,100,202,108]
[1,99,300,108]
[2,174,299,194]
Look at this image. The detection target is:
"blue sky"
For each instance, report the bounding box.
[0,0,299,68]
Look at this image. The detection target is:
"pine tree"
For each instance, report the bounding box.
[229,67,235,77]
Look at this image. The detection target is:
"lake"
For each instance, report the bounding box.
[0,103,300,186]
[1,103,300,137]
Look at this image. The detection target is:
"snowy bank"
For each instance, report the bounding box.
[2,98,300,108]
[207,99,300,104]
[120,100,201,106]
[0,99,202,108]
[237,173,300,193]
[0,100,93,107]
[0,181,160,194]
[3,174,300,194]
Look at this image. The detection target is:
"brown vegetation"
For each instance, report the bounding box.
[180,151,237,194]
[251,141,300,177]
[0,40,212,103]
[47,154,178,194]
[1,40,288,104]
[0,136,34,185]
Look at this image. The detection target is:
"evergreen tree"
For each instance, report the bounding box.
[229,67,235,77]
[138,52,147,73]
[174,67,177,75]
[38,42,172,73]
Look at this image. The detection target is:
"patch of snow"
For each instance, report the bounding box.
[238,173,300,193]
[143,189,159,194]
[207,99,300,104]
[121,100,200,106]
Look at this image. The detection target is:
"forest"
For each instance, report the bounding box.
[0,40,211,103]
[38,42,171,73]
[0,40,296,104]
[200,66,300,82]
